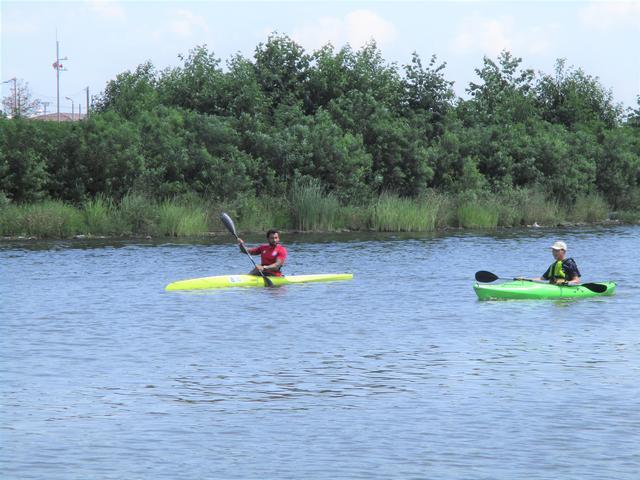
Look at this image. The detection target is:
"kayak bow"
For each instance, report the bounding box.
[474,280,616,300]
[166,273,353,291]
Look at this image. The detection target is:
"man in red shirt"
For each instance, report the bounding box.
[238,229,287,277]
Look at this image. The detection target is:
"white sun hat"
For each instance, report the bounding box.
[550,240,567,251]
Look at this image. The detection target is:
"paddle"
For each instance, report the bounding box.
[220,212,274,287]
[474,270,607,293]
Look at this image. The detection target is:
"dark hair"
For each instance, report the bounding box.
[266,229,279,238]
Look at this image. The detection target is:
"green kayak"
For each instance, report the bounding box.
[166,273,353,291]
[474,280,616,300]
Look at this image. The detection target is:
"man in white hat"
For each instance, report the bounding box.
[523,240,581,285]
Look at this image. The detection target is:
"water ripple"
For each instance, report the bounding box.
[2,226,640,479]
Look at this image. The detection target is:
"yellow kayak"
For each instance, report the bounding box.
[165,273,353,291]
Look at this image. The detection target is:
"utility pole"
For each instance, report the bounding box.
[78,103,82,118]
[53,36,68,122]
[13,78,17,116]
[85,86,90,116]
[65,96,74,120]
[43,101,50,116]
[2,77,17,117]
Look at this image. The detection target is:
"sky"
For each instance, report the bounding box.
[1,0,639,116]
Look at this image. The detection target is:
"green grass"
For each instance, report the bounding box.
[118,193,161,235]
[0,189,636,238]
[0,200,84,238]
[370,192,442,231]
[83,196,117,235]
[156,199,209,236]
[235,195,291,233]
[615,210,640,223]
[519,190,561,226]
[337,205,370,231]
[456,201,499,228]
[571,193,609,223]
[289,178,342,231]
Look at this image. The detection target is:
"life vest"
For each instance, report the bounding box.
[547,260,566,282]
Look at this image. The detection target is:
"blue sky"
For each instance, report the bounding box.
[1,1,639,116]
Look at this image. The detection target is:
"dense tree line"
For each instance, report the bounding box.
[1,35,639,210]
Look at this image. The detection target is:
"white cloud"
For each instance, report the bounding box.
[453,17,513,56]
[580,1,640,30]
[169,9,209,37]
[88,1,126,21]
[292,9,396,51]
[451,16,557,56]
[345,10,396,48]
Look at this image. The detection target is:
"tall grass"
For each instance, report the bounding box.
[571,193,609,223]
[156,199,209,236]
[0,200,84,238]
[494,189,561,227]
[0,189,633,239]
[519,190,561,226]
[83,196,117,235]
[337,205,370,231]
[235,196,291,233]
[289,178,341,231]
[456,200,499,228]
[370,192,442,231]
[118,193,158,235]
[615,210,640,223]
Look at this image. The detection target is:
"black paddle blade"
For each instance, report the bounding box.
[220,212,237,237]
[582,282,608,294]
[475,270,499,283]
[262,275,274,287]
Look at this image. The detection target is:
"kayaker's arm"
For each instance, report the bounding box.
[261,258,283,272]
[238,238,260,255]
[519,276,580,285]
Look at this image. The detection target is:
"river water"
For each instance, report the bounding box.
[2,225,639,479]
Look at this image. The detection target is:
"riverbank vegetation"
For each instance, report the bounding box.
[1,187,635,239]
[1,36,639,238]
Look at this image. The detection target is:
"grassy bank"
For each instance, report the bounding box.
[1,188,637,239]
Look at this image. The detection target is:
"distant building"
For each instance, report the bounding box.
[31,112,87,121]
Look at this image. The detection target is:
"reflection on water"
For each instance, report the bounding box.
[2,226,639,479]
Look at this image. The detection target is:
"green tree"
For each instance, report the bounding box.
[402,53,454,138]
[253,34,311,109]
[464,51,537,125]
[54,112,144,200]
[1,79,42,118]
[158,45,226,114]
[0,118,49,201]
[94,62,159,120]
[536,59,622,129]
[595,128,640,208]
